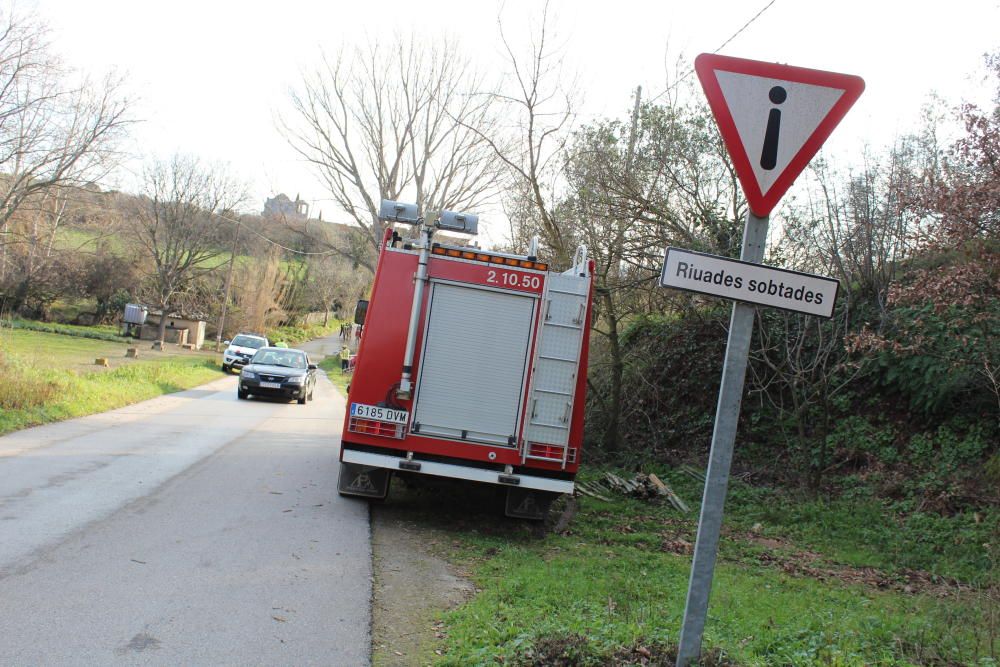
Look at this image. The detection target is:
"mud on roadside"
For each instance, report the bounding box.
[370,504,475,667]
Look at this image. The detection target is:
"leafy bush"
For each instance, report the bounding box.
[871,297,999,414]
[585,311,729,466]
[824,413,899,465]
[586,300,998,506]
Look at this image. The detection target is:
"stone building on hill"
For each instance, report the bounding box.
[263,193,309,220]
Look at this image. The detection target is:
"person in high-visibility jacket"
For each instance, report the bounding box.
[340,345,351,372]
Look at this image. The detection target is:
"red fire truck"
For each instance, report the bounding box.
[337,200,594,519]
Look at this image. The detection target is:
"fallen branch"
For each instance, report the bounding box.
[575,481,611,502]
[649,473,690,513]
[600,471,691,511]
[679,464,706,482]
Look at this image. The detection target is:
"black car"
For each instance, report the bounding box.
[237,347,317,404]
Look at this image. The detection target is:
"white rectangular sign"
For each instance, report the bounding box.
[659,247,839,318]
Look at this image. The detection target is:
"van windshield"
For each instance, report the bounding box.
[232,335,266,349]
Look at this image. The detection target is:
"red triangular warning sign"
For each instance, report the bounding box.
[694,54,864,217]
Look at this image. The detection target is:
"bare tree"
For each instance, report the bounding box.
[231,245,288,336]
[552,82,743,452]
[477,1,577,264]
[0,9,132,282]
[128,155,246,343]
[309,253,369,325]
[750,306,863,489]
[781,148,920,321]
[284,36,503,270]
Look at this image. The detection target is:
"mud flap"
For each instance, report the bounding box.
[504,488,556,520]
[338,461,392,499]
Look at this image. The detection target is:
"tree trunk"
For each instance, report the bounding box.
[10,277,27,313]
[790,388,816,493]
[157,304,169,344]
[601,290,623,454]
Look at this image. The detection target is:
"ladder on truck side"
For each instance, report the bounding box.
[522,251,589,468]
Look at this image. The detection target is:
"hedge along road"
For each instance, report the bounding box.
[0,369,371,665]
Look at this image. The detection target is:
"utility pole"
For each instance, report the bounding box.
[215,218,241,351]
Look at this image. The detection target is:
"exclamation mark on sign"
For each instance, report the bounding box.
[760,85,786,170]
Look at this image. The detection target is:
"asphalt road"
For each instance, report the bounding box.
[0,360,370,665]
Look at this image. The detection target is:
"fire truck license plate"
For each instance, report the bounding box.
[351,403,409,424]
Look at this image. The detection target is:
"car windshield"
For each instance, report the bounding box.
[232,335,266,349]
[252,350,307,369]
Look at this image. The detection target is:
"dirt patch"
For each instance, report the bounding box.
[508,634,737,667]
[739,531,973,597]
[370,504,475,666]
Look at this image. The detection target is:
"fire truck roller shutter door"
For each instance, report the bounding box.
[411,282,536,446]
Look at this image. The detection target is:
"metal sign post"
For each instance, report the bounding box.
[668,54,862,666]
[675,211,768,667]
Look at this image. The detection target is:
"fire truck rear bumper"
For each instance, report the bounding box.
[341,449,575,494]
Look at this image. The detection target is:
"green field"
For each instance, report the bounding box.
[53,227,304,273]
[0,328,221,435]
[379,471,997,666]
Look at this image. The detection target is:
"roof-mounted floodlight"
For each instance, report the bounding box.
[378,199,420,224]
[436,209,479,235]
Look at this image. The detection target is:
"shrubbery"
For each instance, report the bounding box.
[585,286,998,511]
[586,312,728,466]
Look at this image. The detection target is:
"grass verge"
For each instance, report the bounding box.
[317,355,351,397]
[377,470,998,666]
[0,328,221,435]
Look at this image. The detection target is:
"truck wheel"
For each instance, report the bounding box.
[337,462,391,500]
[505,488,557,520]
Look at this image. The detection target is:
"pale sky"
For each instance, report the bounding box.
[29,0,1000,244]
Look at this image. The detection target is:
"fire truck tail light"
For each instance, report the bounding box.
[475,253,491,262]
[490,256,504,264]
[527,443,578,463]
[349,417,405,439]
[432,247,446,256]
[503,257,519,266]
[446,249,462,257]
[534,262,548,271]
[460,251,476,259]
[518,260,534,268]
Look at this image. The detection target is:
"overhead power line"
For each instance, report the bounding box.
[649,0,778,104]
[210,210,350,257]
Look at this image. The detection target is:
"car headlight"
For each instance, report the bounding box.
[241,371,256,379]
[285,376,305,384]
